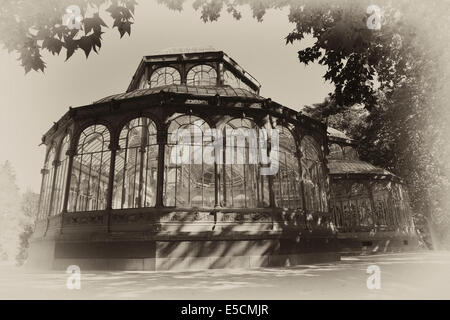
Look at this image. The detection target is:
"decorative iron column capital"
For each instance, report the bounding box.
[52,160,62,167]
[108,143,120,152]
[66,148,76,157]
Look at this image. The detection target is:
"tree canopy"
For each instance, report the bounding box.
[0,0,136,73]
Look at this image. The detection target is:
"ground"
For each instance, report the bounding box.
[1,251,449,299]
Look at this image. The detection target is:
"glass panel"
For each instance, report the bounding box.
[390,183,413,230]
[69,125,111,212]
[138,74,149,89]
[349,183,372,228]
[371,181,391,227]
[68,173,78,212]
[164,115,215,207]
[220,118,269,208]
[113,117,158,209]
[330,182,345,228]
[301,136,327,212]
[149,67,181,88]
[223,70,240,88]
[273,126,302,209]
[341,200,351,229]
[186,65,217,86]
[223,70,257,93]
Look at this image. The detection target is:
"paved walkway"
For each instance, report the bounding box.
[0,251,449,299]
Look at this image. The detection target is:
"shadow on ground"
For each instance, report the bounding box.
[1,251,449,299]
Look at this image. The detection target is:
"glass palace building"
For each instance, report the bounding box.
[28,50,416,270]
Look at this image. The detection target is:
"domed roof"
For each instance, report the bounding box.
[94,84,263,104]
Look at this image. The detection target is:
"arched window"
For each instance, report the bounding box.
[164,115,215,207]
[38,146,56,220]
[149,67,181,88]
[113,117,158,209]
[273,126,302,209]
[300,135,327,212]
[220,118,269,208]
[50,135,70,216]
[69,125,111,212]
[329,143,344,159]
[186,65,217,86]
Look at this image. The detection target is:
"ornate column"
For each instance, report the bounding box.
[216,62,223,86]
[213,127,221,208]
[61,148,75,214]
[60,148,75,234]
[44,154,59,236]
[156,127,167,208]
[295,128,308,229]
[36,167,48,222]
[106,142,119,232]
[180,63,187,85]
[47,159,61,218]
[221,125,227,207]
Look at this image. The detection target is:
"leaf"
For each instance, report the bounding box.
[83,12,107,35]
[63,38,78,61]
[42,37,63,55]
[78,35,94,58]
[115,20,133,38]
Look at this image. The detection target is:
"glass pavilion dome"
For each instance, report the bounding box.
[29,50,415,270]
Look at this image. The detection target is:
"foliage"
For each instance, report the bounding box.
[16,190,39,266]
[0,0,136,73]
[303,97,369,136]
[0,162,40,265]
[15,225,34,266]
[0,161,22,261]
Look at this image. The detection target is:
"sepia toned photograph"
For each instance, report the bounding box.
[0,0,449,306]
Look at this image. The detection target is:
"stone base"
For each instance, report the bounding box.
[27,210,342,271]
[337,231,420,255]
[27,238,340,271]
[52,252,340,271]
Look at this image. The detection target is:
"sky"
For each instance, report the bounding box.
[0,1,334,193]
